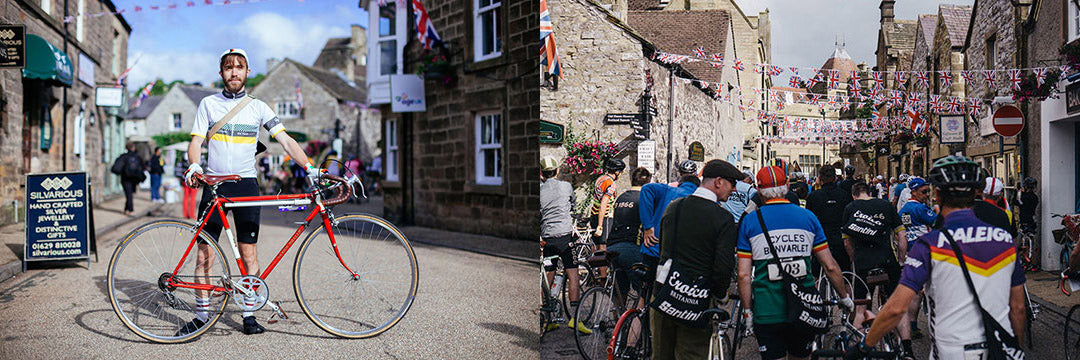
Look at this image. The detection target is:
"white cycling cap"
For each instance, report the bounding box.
[983,177,1004,196]
[220,48,248,60]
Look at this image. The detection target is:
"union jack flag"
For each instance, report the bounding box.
[769,65,784,77]
[889,90,902,108]
[732,59,744,71]
[910,109,926,134]
[872,71,885,91]
[916,71,930,89]
[805,72,821,89]
[1034,68,1048,86]
[711,53,723,62]
[693,46,706,58]
[947,96,962,113]
[983,70,997,89]
[754,63,767,74]
[907,92,922,112]
[828,70,839,90]
[412,0,442,50]
[1008,69,1023,90]
[540,0,561,78]
[967,98,981,117]
[960,71,975,86]
[850,71,861,91]
[929,95,942,113]
[709,61,723,69]
[133,82,153,109]
[789,67,801,88]
[896,71,908,88]
[938,71,952,90]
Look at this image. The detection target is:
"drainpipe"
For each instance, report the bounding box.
[667,69,675,183]
[62,0,69,170]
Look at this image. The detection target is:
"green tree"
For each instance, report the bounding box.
[212,73,265,89]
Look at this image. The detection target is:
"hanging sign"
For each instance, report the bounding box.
[24,172,91,265]
[390,74,425,112]
[940,115,966,144]
[0,25,25,68]
[539,120,564,144]
[688,141,705,162]
[604,113,641,125]
[637,140,655,174]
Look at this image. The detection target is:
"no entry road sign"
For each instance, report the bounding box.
[992,105,1024,137]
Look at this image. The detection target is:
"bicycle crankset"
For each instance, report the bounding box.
[230,275,269,312]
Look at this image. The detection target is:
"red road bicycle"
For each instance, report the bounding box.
[106,172,419,343]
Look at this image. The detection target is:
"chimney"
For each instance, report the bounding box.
[880,0,895,25]
[267,57,281,71]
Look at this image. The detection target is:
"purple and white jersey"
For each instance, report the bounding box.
[899,209,1025,359]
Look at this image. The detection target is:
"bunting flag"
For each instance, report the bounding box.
[983,70,997,89]
[828,70,839,90]
[1034,68,1047,86]
[805,72,822,89]
[711,53,724,62]
[540,0,561,79]
[851,71,862,91]
[754,63,767,74]
[961,70,975,86]
[769,65,784,77]
[412,0,443,50]
[789,67,802,88]
[938,71,952,90]
[872,71,885,91]
[916,71,930,89]
[888,90,903,108]
[948,96,962,114]
[693,46,706,58]
[907,92,922,112]
[1008,69,1023,90]
[910,109,926,134]
[133,82,153,109]
[732,59,745,71]
[967,98,981,117]
[929,95,941,113]
[896,71,908,88]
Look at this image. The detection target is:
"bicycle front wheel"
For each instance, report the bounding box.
[293,214,419,338]
[107,220,230,343]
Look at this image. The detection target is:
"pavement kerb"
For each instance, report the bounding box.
[0,202,164,284]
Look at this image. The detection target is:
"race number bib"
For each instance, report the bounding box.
[767,258,807,281]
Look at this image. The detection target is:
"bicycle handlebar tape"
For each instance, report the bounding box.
[321,174,352,206]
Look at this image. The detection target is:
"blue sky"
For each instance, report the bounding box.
[115,0,368,90]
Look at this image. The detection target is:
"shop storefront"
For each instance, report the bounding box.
[1038,78,1080,270]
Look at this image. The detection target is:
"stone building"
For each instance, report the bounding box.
[865,0,916,178]
[1024,0,1075,269]
[138,85,216,137]
[361,0,539,240]
[540,0,745,207]
[311,25,367,86]
[252,58,378,164]
[0,0,131,226]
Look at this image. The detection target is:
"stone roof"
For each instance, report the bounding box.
[628,9,731,82]
[918,14,938,49]
[288,58,366,103]
[177,85,218,105]
[939,4,972,48]
[628,0,663,11]
[127,95,163,119]
[882,20,917,67]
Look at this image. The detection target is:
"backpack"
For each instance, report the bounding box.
[123,153,146,181]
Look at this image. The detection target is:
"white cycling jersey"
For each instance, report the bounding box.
[190,91,285,178]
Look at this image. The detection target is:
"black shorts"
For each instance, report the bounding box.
[198,178,261,244]
[853,261,901,301]
[755,322,815,359]
[589,216,612,245]
[542,233,576,271]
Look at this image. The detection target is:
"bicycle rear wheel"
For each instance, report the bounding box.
[1066,305,1080,360]
[611,310,650,360]
[107,220,230,343]
[293,214,419,338]
[575,286,616,360]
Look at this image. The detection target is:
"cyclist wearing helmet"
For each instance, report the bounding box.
[591,158,626,249]
[849,156,1027,359]
[669,159,699,187]
[539,155,592,333]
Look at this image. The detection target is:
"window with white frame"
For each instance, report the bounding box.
[1072,0,1080,41]
[385,119,399,182]
[473,0,502,61]
[366,0,407,104]
[475,112,502,185]
[172,113,182,130]
[76,0,85,42]
[276,101,300,119]
[41,0,50,14]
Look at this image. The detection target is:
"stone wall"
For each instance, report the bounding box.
[378,0,540,240]
[144,87,196,136]
[963,0,1021,157]
[0,0,129,226]
[541,0,744,206]
[1022,0,1063,185]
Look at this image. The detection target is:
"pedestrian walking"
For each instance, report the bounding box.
[110,142,145,216]
[148,147,165,203]
[177,157,199,219]
[847,156,1026,359]
[651,159,743,360]
[737,165,853,360]
[839,164,857,194]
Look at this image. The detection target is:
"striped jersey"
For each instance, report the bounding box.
[591,174,616,217]
[899,209,1025,359]
[190,91,285,178]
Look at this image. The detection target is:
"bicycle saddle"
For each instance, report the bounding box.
[203,174,242,186]
[707,308,731,322]
[586,251,609,267]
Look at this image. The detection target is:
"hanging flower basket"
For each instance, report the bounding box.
[563,140,618,176]
[1011,69,1062,103]
[415,53,456,86]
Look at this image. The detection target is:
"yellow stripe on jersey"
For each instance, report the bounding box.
[190,132,206,138]
[812,242,829,252]
[737,250,753,259]
[210,133,257,144]
[272,127,286,137]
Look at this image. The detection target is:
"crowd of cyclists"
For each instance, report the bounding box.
[540,153,1043,360]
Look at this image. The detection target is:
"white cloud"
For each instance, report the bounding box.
[127,50,220,89]
[235,12,349,72]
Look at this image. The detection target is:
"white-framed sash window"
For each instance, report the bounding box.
[473,0,502,62]
[475,111,502,185]
[386,119,399,182]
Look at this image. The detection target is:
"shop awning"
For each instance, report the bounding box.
[22,34,73,87]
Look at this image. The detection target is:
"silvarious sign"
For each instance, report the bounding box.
[0,25,25,68]
[25,172,91,266]
[940,115,966,144]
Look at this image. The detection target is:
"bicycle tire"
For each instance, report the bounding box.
[727,300,745,360]
[107,219,230,343]
[1066,305,1080,360]
[575,286,616,360]
[293,214,419,338]
[611,309,649,360]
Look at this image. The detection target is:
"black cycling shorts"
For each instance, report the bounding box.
[542,233,576,271]
[589,216,612,245]
[853,261,901,301]
[755,322,815,359]
[198,178,261,244]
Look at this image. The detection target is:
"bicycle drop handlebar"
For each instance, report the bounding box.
[192,172,352,206]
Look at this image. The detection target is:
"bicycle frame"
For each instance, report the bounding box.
[167,188,355,294]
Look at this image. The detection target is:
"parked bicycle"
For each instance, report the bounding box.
[106,171,419,342]
[573,252,627,360]
[704,290,748,360]
[540,251,570,337]
[1017,222,1040,272]
[810,298,899,359]
[606,263,653,360]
